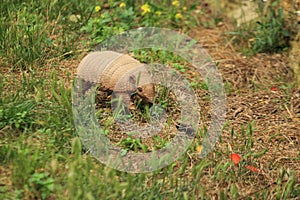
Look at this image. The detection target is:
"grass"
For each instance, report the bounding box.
[229,0,293,55]
[0,0,93,70]
[1,0,299,199]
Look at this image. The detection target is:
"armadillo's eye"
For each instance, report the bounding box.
[137,87,143,92]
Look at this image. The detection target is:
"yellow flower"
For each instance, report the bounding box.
[183,6,187,11]
[141,3,151,15]
[120,2,126,8]
[95,6,101,12]
[155,11,162,16]
[175,13,183,19]
[196,145,202,153]
[172,0,180,7]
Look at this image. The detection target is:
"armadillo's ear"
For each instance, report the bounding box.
[129,75,136,85]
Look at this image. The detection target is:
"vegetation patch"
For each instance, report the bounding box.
[0,0,299,199]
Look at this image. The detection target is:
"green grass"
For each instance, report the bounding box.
[1,0,299,199]
[0,0,94,70]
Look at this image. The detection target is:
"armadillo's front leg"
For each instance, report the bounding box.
[114,92,136,110]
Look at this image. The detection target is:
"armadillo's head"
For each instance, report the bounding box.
[136,83,155,104]
[127,68,155,105]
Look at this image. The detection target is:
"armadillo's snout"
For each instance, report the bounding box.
[136,84,155,104]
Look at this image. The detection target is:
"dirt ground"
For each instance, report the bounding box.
[189,20,300,190]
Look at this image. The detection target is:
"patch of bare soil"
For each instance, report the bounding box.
[189,24,299,194]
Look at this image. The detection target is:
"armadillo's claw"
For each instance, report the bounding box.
[128,104,136,110]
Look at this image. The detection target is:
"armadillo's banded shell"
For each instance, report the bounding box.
[77,51,146,93]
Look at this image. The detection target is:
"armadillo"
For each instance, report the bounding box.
[77,51,155,109]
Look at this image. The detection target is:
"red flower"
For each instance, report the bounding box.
[271,86,278,91]
[230,153,241,166]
